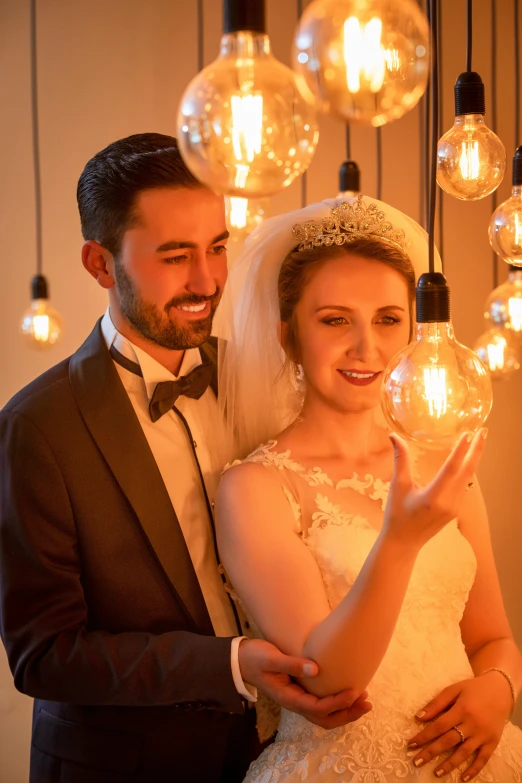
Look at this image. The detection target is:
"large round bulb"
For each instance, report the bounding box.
[20,298,62,349]
[484,268,522,334]
[381,273,492,450]
[488,147,522,265]
[437,115,506,200]
[436,73,505,201]
[293,0,429,127]
[474,326,520,380]
[382,322,492,448]
[225,196,268,241]
[177,31,318,197]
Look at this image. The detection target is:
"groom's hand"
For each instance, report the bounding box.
[238,639,372,729]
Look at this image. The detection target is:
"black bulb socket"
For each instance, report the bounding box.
[31,274,49,300]
[454,71,486,117]
[416,273,451,323]
[512,146,522,187]
[223,0,266,33]
[339,161,360,194]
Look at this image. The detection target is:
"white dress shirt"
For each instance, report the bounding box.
[101,310,255,702]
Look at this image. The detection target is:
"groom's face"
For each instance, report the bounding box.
[112,186,229,350]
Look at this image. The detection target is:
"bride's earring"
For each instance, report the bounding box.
[292,362,306,408]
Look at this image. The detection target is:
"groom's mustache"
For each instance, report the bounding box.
[164,289,220,313]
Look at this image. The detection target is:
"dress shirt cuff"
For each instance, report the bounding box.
[230,636,258,703]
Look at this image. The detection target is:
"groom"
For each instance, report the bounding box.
[0,134,370,783]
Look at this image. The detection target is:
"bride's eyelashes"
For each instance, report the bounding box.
[319,315,402,327]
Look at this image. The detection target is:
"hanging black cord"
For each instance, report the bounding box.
[466,0,473,72]
[376,127,382,200]
[425,73,431,228]
[513,0,520,149]
[345,124,351,159]
[491,0,498,289]
[30,0,42,276]
[428,0,438,275]
[437,0,444,265]
[197,0,204,72]
[297,0,307,208]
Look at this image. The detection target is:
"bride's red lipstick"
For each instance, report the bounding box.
[338,369,381,387]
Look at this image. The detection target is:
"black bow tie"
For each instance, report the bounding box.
[109,345,214,423]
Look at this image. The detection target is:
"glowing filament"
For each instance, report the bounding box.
[459,141,480,180]
[514,213,522,248]
[229,197,249,229]
[486,336,506,371]
[33,314,50,342]
[508,297,522,332]
[343,17,386,94]
[423,367,448,417]
[231,94,263,163]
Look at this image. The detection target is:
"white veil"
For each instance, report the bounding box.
[214,196,442,460]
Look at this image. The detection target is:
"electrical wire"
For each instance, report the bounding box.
[466,0,473,72]
[437,0,444,265]
[197,0,204,73]
[376,127,382,201]
[345,124,351,159]
[491,0,498,288]
[515,0,520,147]
[427,0,439,275]
[30,0,42,276]
[297,0,307,208]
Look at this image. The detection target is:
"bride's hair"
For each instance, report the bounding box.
[278,237,416,363]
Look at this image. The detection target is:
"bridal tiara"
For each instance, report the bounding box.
[292,195,408,253]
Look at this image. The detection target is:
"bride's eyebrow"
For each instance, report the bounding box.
[315,305,406,313]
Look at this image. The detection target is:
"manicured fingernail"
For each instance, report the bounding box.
[414,758,425,767]
[465,432,473,443]
[435,770,444,778]
[302,663,316,677]
[462,776,470,782]
[416,709,426,718]
[408,742,418,749]
[481,428,488,439]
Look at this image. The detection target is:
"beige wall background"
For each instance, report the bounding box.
[0,0,521,779]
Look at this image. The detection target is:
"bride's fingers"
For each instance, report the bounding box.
[429,430,486,498]
[389,433,414,489]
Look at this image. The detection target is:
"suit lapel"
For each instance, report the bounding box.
[69,320,214,635]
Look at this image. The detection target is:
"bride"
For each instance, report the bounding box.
[214,196,522,782]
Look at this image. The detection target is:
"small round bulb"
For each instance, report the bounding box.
[20,275,62,349]
[225,196,269,241]
[381,273,492,449]
[484,267,522,334]
[437,73,506,201]
[177,3,318,198]
[293,0,429,127]
[474,326,520,380]
[488,147,522,266]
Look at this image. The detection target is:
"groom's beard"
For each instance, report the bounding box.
[114,262,221,350]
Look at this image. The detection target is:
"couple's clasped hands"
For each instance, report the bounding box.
[241,429,504,778]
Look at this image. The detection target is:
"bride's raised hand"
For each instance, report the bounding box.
[382,429,487,552]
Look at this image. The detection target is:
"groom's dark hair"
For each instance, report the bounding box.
[77,133,203,257]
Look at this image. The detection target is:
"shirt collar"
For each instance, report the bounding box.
[100,309,202,400]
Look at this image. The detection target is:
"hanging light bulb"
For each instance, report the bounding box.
[474,325,520,380]
[177,0,318,198]
[20,275,62,349]
[292,0,429,127]
[225,196,269,241]
[436,72,506,200]
[338,160,361,198]
[381,273,493,449]
[488,146,522,265]
[484,265,522,334]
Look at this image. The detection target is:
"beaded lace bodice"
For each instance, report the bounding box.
[228,441,522,783]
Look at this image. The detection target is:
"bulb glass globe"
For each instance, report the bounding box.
[381,322,492,449]
[293,0,429,126]
[225,196,268,241]
[437,114,506,200]
[20,298,62,349]
[177,32,318,197]
[484,268,522,334]
[489,188,522,266]
[474,326,520,380]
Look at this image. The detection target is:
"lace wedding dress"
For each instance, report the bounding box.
[228,441,522,783]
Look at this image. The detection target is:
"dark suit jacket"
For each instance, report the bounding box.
[0,321,258,783]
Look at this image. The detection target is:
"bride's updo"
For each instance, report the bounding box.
[278,236,416,362]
